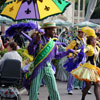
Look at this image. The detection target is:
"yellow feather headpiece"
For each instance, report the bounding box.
[81,27,97,38]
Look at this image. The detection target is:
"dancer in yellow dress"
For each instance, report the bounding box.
[71,27,100,100]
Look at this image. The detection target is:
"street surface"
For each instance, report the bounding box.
[20,80,96,100]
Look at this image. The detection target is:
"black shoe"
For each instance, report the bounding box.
[40,84,44,87]
[48,96,50,100]
[74,87,79,90]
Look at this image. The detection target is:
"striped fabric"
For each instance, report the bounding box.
[29,62,60,100]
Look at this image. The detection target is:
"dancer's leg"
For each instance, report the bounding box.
[29,69,44,100]
[94,82,100,100]
[81,82,91,100]
[44,65,60,100]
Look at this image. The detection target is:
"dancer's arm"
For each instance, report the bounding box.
[65,40,76,51]
[21,31,32,42]
[28,34,41,55]
[55,45,74,59]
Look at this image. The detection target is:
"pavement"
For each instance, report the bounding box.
[20,80,96,100]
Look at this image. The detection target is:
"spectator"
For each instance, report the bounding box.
[0,42,22,70]
[66,29,86,95]
[0,31,5,45]
[56,28,69,81]
[0,36,4,51]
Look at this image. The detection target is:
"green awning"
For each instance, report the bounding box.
[0,15,13,25]
[74,21,99,28]
[53,19,72,26]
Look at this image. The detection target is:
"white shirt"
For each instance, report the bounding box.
[0,51,22,66]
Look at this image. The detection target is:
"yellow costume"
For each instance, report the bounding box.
[65,36,86,57]
[71,45,100,82]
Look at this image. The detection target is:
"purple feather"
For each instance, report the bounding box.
[5,22,37,37]
[63,45,85,72]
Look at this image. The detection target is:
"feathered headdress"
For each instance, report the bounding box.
[5,22,37,37]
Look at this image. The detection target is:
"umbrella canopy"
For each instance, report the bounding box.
[0,0,71,21]
[53,19,72,26]
[74,21,99,28]
[0,15,13,25]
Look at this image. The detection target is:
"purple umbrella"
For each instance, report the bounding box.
[1,0,71,21]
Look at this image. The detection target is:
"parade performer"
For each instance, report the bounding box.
[65,29,86,95]
[23,22,74,100]
[56,28,69,81]
[71,27,100,100]
[5,22,74,100]
[96,32,100,67]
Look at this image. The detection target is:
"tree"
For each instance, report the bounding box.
[0,0,6,13]
[91,0,100,19]
[0,0,6,6]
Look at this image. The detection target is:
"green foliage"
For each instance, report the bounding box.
[0,0,6,6]
[85,0,100,19]
[17,49,27,60]
[0,48,27,61]
[0,0,7,13]
[91,0,100,19]
[0,49,8,57]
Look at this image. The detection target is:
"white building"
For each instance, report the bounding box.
[43,0,85,25]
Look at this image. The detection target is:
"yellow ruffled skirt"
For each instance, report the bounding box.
[71,63,100,82]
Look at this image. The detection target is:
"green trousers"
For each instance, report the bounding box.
[29,63,60,100]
